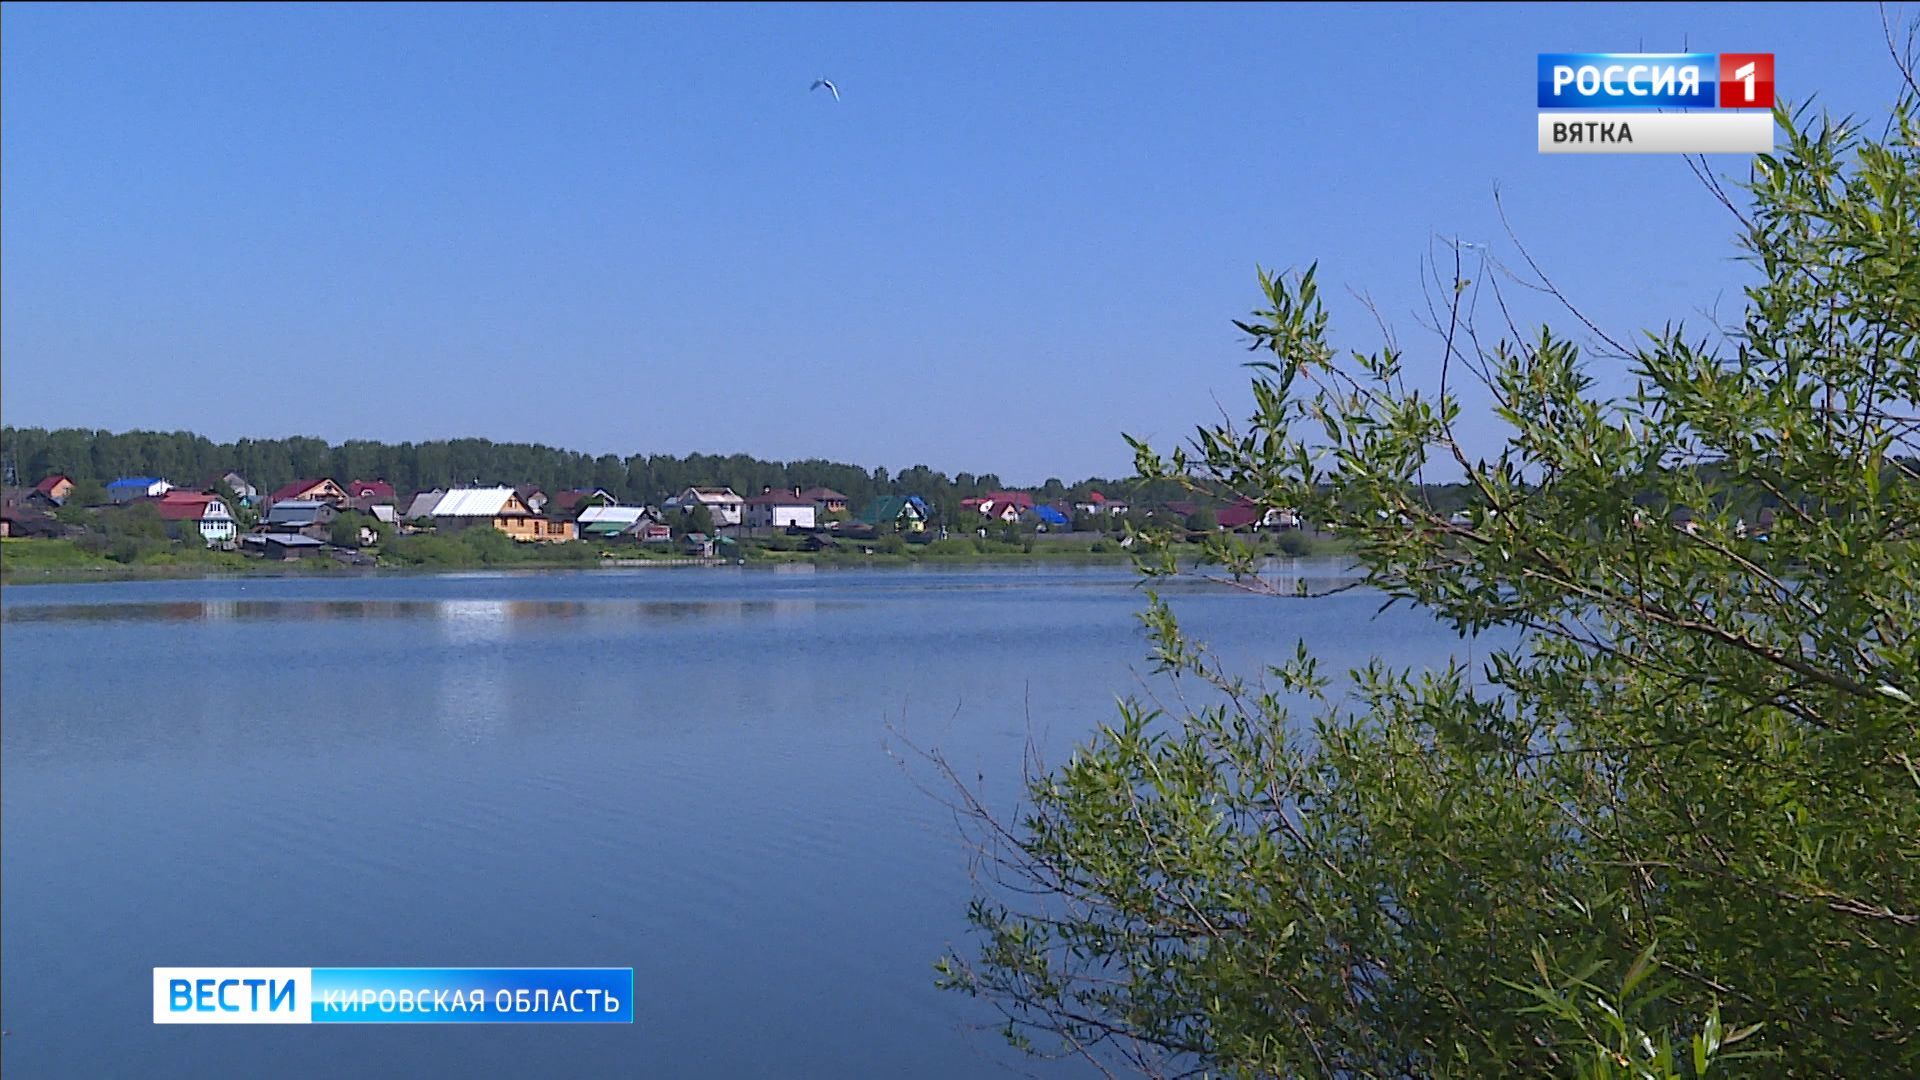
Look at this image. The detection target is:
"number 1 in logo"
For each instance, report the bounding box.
[1718,54,1774,109]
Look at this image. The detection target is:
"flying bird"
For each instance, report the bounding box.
[810,78,840,102]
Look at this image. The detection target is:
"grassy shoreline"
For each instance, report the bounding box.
[2,534,1353,586]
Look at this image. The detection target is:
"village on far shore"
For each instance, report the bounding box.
[1,471,1310,564]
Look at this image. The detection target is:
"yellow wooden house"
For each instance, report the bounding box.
[430,487,577,542]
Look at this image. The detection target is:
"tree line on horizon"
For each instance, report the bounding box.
[0,426,1193,519]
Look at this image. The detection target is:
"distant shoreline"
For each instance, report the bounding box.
[1,532,1354,587]
[0,549,1143,587]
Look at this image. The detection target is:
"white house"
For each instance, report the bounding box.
[665,487,745,528]
[154,492,237,545]
[107,476,173,503]
[743,488,818,531]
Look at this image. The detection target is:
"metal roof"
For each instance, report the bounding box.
[403,490,445,518]
[265,501,327,525]
[431,487,519,517]
[577,506,647,525]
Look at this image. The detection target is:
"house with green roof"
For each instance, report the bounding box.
[856,495,930,533]
[577,505,659,541]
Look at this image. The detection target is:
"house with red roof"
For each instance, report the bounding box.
[34,475,74,504]
[1216,500,1259,531]
[1073,490,1130,517]
[961,496,1023,523]
[268,478,348,507]
[1215,497,1301,532]
[348,480,396,501]
[154,491,238,545]
[547,488,616,517]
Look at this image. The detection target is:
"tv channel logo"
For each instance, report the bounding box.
[1537,53,1774,110]
[154,967,636,1024]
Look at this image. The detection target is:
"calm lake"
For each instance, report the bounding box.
[1,560,1471,1077]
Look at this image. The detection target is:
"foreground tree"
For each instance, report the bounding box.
[935,90,1918,1077]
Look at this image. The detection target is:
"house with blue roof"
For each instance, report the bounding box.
[106,477,173,503]
[1027,505,1071,529]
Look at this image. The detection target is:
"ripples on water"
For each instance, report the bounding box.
[2,561,1477,1079]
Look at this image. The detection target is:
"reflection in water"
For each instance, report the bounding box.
[1,561,1437,1080]
[437,602,509,740]
[0,598,846,624]
[1155,558,1364,600]
[439,599,512,644]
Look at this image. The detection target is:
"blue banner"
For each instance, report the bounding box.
[1537,53,1717,109]
[307,967,634,1023]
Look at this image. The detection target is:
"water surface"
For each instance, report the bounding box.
[1,561,1466,1077]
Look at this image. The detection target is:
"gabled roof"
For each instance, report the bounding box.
[402,490,446,518]
[858,495,927,524]
[798,487,848,502]
[577,506,648,526]
[34,475,71,496]
[154,493,228,521]
[269,478,342,502]
[677,486,743,504]
[431,487,522,517]
[1029,505,1070,525]
[1,488,53,521]
[745,488,813,507]
[348,480,396,499]
[108,476,164,489]
[986,491,1035,509]
[1216,499,1260,529]
[550,488,614,512]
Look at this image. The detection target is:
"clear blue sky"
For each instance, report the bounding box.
[0,3,1900,483]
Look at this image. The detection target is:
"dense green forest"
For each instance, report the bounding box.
[0,426,1187,517]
